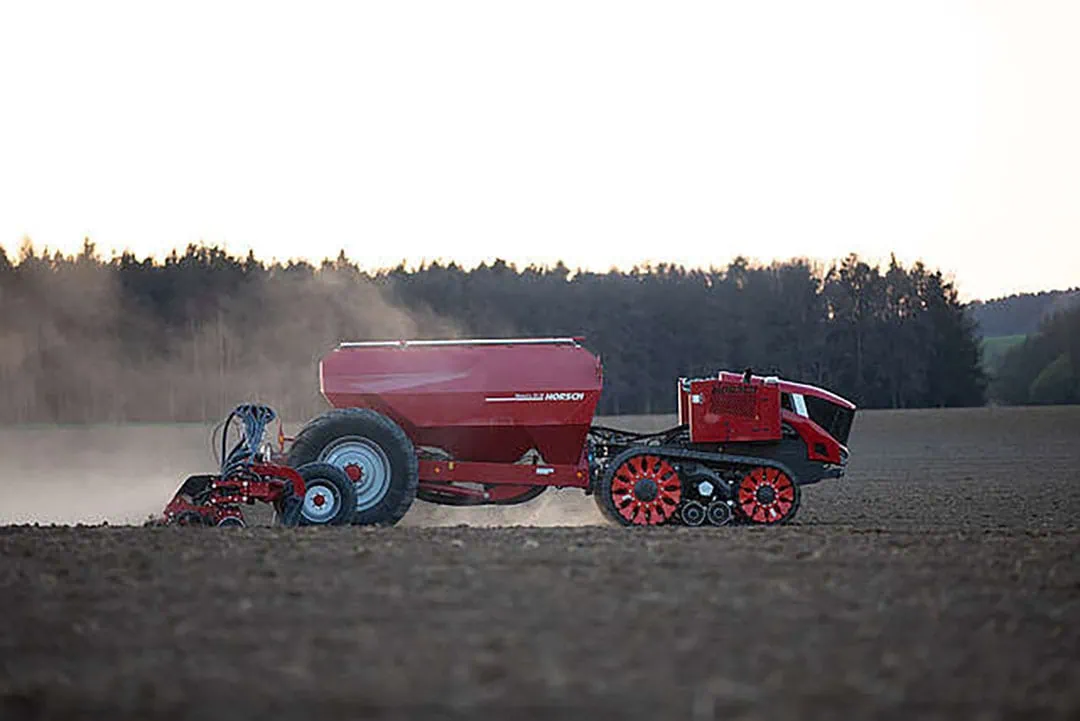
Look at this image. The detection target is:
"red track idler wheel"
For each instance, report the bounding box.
[604,454,682,526]
[736,467,800,525]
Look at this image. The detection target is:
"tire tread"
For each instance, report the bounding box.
[289,408,418,526]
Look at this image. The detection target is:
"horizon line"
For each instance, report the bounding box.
[2,236,1076,305]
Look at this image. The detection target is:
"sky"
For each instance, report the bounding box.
[0,1,1077,302]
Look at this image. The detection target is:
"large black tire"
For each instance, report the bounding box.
[288,409,418,526]
[295,462,357,526]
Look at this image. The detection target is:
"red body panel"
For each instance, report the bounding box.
[685,374,782,443]
[320,339,603,465]
[780,410,845,464]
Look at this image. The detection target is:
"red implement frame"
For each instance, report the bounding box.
[160,463,306,525]
[418,458,590,488]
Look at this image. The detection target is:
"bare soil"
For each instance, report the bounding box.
[1,406,1079,720]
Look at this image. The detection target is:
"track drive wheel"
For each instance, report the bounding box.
[735,466,800,525]
[596,451,682,526]
[288,409,418,526]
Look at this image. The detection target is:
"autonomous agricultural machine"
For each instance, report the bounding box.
[161,338,855,527]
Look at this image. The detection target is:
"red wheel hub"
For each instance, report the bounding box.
[737,467,796,524]
[344,464,363,482]
[609,454,681,525]
[312,493,326,508]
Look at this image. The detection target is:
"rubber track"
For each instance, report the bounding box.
[601,445,802,525]
[606,445,799,488]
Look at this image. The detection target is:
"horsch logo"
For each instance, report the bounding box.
[486,391,586,403]
[544,391,585,401]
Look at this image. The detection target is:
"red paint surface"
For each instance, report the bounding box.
[320,340,603,464]
[686,375,783,443]
[780,410,846,464]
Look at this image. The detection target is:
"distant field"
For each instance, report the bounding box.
[2,407,1078,719]
[981,333,1026,373]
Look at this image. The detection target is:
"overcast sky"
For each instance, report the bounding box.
[1,1,1077,300]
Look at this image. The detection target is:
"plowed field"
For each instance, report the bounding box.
[2,406,1078,720]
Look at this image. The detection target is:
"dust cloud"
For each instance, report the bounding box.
[403,490,606,528]
[0,424,217,525]
[0,253,461,524]
[0,251,638,527]
[0,250,460,425]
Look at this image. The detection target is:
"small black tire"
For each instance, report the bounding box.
[680,501,706,527]
[288,409,418,526]
[295,462,357,526]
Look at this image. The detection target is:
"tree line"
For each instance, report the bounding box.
[992,305,1080,405]
[0,239,986,424]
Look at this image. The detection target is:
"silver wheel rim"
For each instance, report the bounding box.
[320,437,392,512]
[301,480,341,523]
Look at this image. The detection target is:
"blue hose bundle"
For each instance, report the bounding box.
[218,403,277,477]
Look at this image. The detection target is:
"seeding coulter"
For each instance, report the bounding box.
[161,338,855,527]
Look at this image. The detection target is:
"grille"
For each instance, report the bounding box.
[710,385,758,418]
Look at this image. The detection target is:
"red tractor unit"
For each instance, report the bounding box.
[279,337,856,527]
